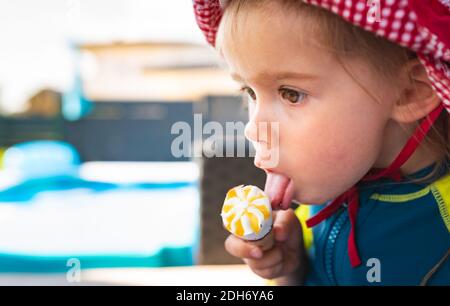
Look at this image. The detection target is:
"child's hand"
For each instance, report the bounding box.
[224,209,303,280]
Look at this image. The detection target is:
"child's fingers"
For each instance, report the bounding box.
[243,246,283,270]
[224,235,263,259]
[252,263,284,280]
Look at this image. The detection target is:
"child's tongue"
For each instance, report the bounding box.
[264,172,294,210]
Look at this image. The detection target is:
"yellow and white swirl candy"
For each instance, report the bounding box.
[221,185,273,241]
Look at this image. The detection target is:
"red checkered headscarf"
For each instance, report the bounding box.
[192,0,450,267]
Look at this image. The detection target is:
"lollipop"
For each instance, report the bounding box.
[221,185,274,251]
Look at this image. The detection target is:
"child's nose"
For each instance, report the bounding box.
[245,111,280,170]
[244,120,258,143]
[244,103,276,145]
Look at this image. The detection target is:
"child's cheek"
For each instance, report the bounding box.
[281,115,383,203]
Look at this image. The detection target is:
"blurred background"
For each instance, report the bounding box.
[0,0,269,285]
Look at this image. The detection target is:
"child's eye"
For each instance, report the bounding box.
[239,86,307,105]
[279,87,307,104]
[239,86,257,101]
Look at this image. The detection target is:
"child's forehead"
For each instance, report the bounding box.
[218,6,330,67]
[221,32,336,85]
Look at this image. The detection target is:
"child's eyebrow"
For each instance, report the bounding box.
[230,71,319,83]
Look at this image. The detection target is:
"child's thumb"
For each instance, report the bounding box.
[273,209,301,243]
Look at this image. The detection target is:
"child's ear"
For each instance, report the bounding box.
[390,58,441,123]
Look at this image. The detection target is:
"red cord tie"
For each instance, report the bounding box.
[305,103,445,268]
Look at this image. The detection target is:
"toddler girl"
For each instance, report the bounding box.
[193,0,450,285]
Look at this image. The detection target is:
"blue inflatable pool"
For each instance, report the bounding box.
[0,142,200,273]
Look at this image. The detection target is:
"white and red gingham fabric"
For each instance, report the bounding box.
[192,0,450,113]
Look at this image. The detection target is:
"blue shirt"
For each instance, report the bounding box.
[301,162,450,285]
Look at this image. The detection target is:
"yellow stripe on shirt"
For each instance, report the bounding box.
[367,173,450,232]
[430,173,450,232]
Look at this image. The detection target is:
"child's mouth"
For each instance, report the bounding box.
[264,170,294,210]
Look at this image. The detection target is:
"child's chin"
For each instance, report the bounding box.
[293,191,330,205]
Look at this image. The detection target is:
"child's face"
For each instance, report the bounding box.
[220,5,400,204]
